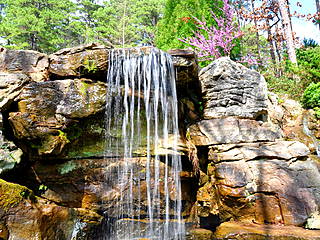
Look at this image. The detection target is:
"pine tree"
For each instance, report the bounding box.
[0,0,76,53]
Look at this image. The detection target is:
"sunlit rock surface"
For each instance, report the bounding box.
[0,45,319,239]
[199,57,268,119]
[0,47,49,82]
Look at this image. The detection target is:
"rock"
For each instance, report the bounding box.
[49,43,110,80]
[214,221,320,240]
[188,117,282,146]
[199,57,268,119]
[208,141,310,162]
[9,79,106,155]
[0,179,103,240]
[0,72,30,111]
[213,158,320,225]
[187,228,214,240]
[167,49,199,86]
[24,157,194,218]
[0,113,23,175]
[0,47,49,82]
[306,212,320,229]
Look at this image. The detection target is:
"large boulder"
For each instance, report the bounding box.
[9,79,107,155]
[49,43,111,80]
[199,57,268,119]
[0,179,103,240]
[0,47,49,82]
[21,157,194,219]
[188,117,282,146]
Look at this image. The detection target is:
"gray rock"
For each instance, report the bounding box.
[167,49,199,86]
[209,141,310,162]
[188,117,282,146]
[199,57,268,119]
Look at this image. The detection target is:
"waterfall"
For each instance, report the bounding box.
[103,47,185,240]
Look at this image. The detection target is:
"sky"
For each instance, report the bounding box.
[290,0,320,43]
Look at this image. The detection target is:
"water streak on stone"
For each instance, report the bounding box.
[103,47,185,239]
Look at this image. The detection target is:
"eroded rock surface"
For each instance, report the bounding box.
[0,47,49,82]
[188,117,282,146]
[199,57,268,119]
[49,43,110,79]
[9,79,106,155]
[0,179,103,240]
[215,221,320,240]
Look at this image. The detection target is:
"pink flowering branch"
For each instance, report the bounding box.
[179,0,243,61]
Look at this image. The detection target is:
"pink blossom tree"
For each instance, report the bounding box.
[179,0,243,61]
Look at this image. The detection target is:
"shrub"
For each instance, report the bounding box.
[296,46,320,82]
[302,82,320,109]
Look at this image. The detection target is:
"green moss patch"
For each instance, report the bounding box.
[0,179,34,210]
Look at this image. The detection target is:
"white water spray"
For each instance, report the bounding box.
[103,47,185,240]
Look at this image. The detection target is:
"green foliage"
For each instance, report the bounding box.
[0,0,165,52]
[0,0,77,53]
[88,0,166,47]
[264,46,320,100]
[155,0,223,50]
[302,82,320,109]
[296,46,320,82]
[38,184,48,192]
[83,58,97,74]
[314,107,320,119]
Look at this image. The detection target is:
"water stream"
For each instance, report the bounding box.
[102,47,185,239]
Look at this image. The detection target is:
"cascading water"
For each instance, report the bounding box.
[102,47,185,240]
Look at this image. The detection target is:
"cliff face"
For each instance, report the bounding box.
[0,44,319,240]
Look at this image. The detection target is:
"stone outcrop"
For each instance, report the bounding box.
[199,57,268,119]
[0,47,49,82]
[188,57,320,237]
[49,43,110,80]
[0,45,319,239]
[9,79,106,156]
[0,179,103,240]
[215,221,320,240]
[188,117,282,146]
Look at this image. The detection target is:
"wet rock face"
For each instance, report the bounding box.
[21,157,194,219]
[199,57,268,119]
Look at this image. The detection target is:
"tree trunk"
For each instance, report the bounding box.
[250,0,261,62]
[316,0,320,30]
[266,18,277,65]
[278,0,297,64]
